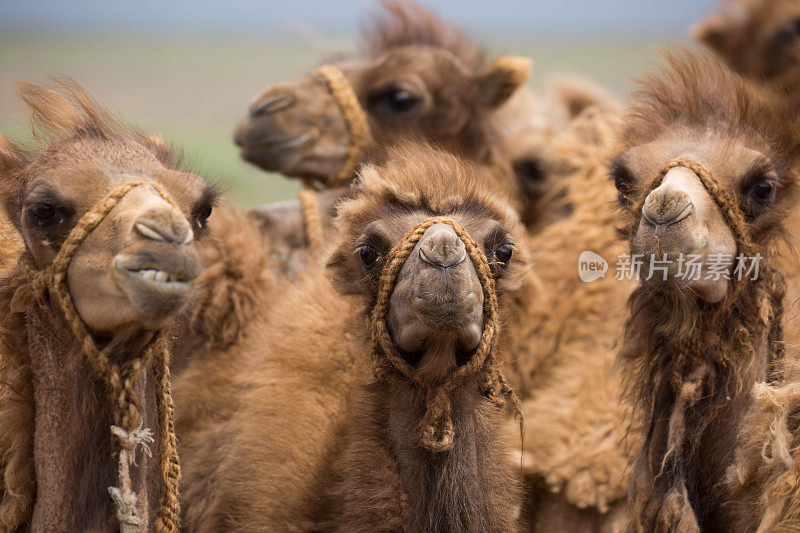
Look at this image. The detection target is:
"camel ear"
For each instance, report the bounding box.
[475,56,532,110]
[17,82,84,139]
[0,134,27,228]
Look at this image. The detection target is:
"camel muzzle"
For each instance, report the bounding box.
[642,184,694,228]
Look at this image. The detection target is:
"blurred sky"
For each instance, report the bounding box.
[1,0,716,40]
[0,0,721,206]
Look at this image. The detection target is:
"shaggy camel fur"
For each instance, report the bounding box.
[0,82,220,531]
[612,51,800,530]
[179,144,531,531]
[497,98,634,531]
[168,202,274,376]
[694,0,800,91]
[240,0,530,276]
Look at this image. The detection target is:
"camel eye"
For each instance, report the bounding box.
[197,205,213,228]
[367,86,420,116]
[611,162,635,207]
[774,18,800,48]
[749,180,775,203]
[29,203,60,226]
[495,244,514,265]
[357,244,380,267]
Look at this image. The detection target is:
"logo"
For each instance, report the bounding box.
[578,250,608,282]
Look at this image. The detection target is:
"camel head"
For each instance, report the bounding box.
[694,0,800,87]
[0,81,218,335]
[612,51,800,304]
[233,0,529,189]
[327,142,526,382]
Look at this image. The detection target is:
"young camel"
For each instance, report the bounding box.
[237,0,530,275]
[610,51,800,530]
[0,82,220,531]
[179,143,530,531]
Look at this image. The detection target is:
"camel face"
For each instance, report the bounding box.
[695,0,800,85]
[17,156,212,332]
[614,132,781,302]
[235,47,527,184]
[0,82,219,334]
[327,144,524,379]
[233,73,349,180]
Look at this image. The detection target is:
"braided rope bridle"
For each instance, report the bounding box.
[313,64,373,185]
[30,181,181,532]
[370,216,520,453]
[292,65,373,257]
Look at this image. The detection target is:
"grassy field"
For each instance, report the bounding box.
[0,33,687,207]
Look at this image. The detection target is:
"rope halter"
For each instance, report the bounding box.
[29,180,181,532]
[370,216,520,453]
[314,64,373,185]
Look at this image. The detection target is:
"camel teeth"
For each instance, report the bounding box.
[130,268,184,284]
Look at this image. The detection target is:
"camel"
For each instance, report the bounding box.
[490,78,620,232]
[238,0,530,276]
[0,81,221,531]
[610,51,800,530]
[693,0,800,91]
[178,143,532,531]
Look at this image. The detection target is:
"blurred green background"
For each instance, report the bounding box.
[0,1,711,207]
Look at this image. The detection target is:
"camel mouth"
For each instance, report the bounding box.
[114,254,200,315]
[236,130,315,153]
[397,344,479,367]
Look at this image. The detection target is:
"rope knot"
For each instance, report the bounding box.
[419,387,456,453]
[111,422,154,466]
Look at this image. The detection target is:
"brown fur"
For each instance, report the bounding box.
[179,144,529,531]
[694,0,800,92]
[170,204,274,376]
[499,102,635,528]
[613,51,800,530]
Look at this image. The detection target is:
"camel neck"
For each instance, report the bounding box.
[629,279,782,529]
[25,303,156,531]
[383,377,513,532]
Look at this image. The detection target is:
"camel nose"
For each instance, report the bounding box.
[249,91,294,119]
[135,208,193,246]
[418,223,467,269]
[643,184,694,227]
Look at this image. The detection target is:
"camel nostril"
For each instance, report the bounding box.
[642,187,694,227]
[135,220,193,245]
[249,93,294,119]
